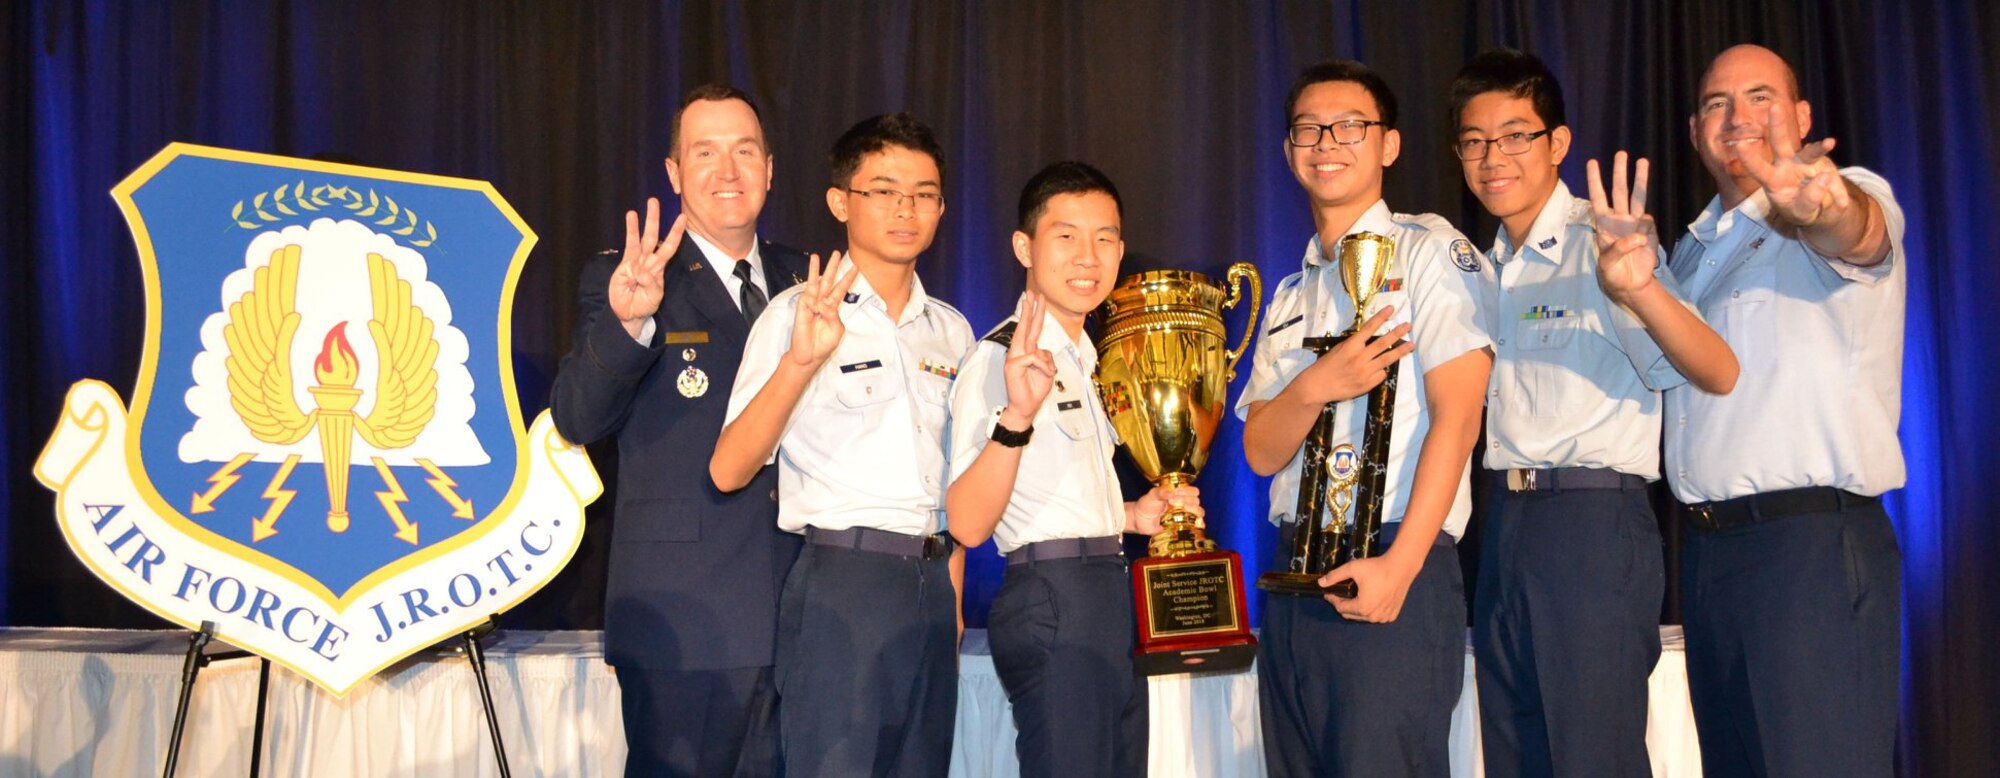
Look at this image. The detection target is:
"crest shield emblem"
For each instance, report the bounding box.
[34,144,600,695]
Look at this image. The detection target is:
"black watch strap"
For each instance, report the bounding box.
[990,419,1034,448]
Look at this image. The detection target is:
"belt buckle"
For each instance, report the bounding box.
[1690,503,1716,530]
[923,533,949,559]
[1506,468,1537,492]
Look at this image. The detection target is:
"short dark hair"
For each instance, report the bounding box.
[1016,161,1123,234]
[1449,49,1567,131]
[668,84,763,159]
[1285,59,1399,128]
[828,112,946,189]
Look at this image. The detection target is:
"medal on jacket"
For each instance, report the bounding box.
[677,366,709,398]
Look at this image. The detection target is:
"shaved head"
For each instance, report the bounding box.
[1699,44,1802,110]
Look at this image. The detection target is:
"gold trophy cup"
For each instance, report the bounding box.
[1097,263,1262,675]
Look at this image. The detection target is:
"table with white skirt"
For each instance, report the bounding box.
[0,626,1700,776]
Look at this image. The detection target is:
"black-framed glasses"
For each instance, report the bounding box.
[1287,120,1389,147]
[1452,129,1555,160]
[845,187,946,214]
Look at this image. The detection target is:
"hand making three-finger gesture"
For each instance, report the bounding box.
[1587,151,1660,303]
[1739,104,1851,231]
[786,251,860,368]
[998,291,1057,432]
[609,197,687,339]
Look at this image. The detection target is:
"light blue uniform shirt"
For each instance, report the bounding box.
[946,310,1126,555]
[1664,167,1907,503]
[1235,200,1495,540]
[726,271,974,535]
[1484,182,1692,480]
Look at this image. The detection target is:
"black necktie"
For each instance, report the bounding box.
[733,259,768,325]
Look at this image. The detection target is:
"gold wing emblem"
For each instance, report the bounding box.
[222,245,315,445]
[355,252,439,449]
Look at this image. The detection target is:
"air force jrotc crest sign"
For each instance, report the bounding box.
[33,144,601,695]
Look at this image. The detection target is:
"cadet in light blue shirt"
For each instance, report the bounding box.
[1239,60,1494,778]
[1667,44,1906,778]
[1449,50,1740,778]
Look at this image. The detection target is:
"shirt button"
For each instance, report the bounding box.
[768,488,778,502]
[1489,441,1499,449]
[1678,415,1687,426]
[1497,338,1507,346]
[1490,389,1499,398]
[1731,290,1742,299]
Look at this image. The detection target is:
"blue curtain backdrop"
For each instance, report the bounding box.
[3,2,1994,772]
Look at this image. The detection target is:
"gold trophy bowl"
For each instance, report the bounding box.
[1097,263,1261,674]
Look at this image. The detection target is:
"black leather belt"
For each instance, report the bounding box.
[1006,535,1123,566]
[1685,486,1880,531]
[805,526,955,560]
[1497,467,1648,492]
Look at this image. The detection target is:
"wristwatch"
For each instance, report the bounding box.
[989,411,1034,448]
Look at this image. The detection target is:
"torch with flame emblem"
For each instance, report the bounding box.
[307,323,363,531]
[215,245,445,540]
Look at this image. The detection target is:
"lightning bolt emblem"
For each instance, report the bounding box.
[416,458,475,519]
[190,453,255,514]
[250,454,302,542]
[372,457,421,545]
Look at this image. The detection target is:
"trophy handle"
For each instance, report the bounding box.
[1222,262,1263,383]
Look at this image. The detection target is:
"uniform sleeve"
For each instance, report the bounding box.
[1407,233,1495,374]
[1604,242,1694,391]
[548,254,661,446]
[723,291,801,464]
[1234,280,1303,420]
[1816,167,1905,285]
[947,341,1008,483]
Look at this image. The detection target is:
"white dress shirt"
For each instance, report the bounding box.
[1235,200,1495,540]
[1664,167,1908,502]
[725,270,974,535]
[1484,182,1693,479]
[947,310,1126,554]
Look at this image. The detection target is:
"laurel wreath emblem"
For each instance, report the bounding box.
[230,182,439,248]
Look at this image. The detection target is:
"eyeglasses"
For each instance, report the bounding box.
[1452,129,1555,160]
[845,187,945,214]
[1287,120,1389,147]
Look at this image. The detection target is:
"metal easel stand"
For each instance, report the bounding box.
[161,621,273,778]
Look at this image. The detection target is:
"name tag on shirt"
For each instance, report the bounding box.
[664,330,709,344]
[1057,399,1083,412]
[839,360,883,373]
[1267,314,1304,335]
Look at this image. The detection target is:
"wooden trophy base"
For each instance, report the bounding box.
[1131,550,1257,676]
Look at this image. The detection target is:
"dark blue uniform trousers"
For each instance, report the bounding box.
[617,665,780,777]
[1259,523,1466,778]
[1682,501,1901,778]
[988,553,1148,778]
[773,542,958,777]
[1473,485,1665,778]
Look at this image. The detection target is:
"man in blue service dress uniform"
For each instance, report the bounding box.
[712,113,973,778]
[1238,60,1496,778]
[1449,49,1740,778]
[550,85,811,778]
[945,161,1202,777]
[1668,44,1908,778]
